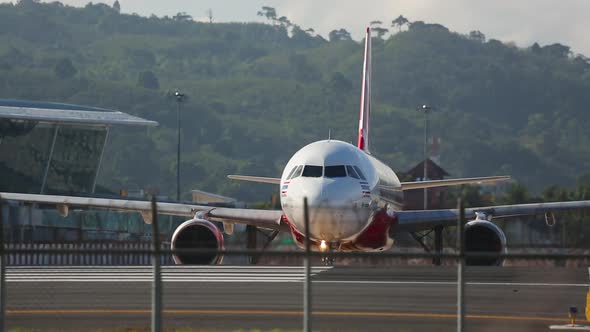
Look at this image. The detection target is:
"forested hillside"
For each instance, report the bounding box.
[2,1,590,201]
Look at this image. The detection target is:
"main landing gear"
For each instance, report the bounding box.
[410,225,444,266]
[246,225,279,265]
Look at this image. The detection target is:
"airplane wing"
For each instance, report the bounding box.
[227,175,281,184]
[395,200,590,232]
[399,176,510,190]
[0,192,286,231]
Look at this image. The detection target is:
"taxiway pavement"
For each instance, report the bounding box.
[5,265,589,331]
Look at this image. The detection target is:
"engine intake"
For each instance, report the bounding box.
[464,220,506,266]
[171,219,224,265]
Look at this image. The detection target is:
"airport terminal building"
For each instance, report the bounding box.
[0,99,160,242]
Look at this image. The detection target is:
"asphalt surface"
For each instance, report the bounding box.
[4,265,590,331]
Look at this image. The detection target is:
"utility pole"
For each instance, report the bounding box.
[174,91,186,202]
[418,104,432,210]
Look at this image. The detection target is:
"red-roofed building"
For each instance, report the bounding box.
[402,158,450,210]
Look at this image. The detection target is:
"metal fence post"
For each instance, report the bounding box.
[457,198,465,332]
[303,197,312,332]
[151,197,162,332]
[0,196,5,332]
[586,267,589,322]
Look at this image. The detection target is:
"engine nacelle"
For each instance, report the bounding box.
[170,219,224,265]
[464,220,506,266]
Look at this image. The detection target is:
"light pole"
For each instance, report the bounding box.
[174,91,186,202]
[418,104,432,210]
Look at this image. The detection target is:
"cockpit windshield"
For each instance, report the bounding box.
[302,165,323,177]
[287,165,303,180]
[353,165,367,180]
[286,166,299,180]
[293,164,367,180]
[325,165,346,178]
[346,165,360,179]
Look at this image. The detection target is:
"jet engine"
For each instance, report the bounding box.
[464,220,506,266]
[170,219,224,265]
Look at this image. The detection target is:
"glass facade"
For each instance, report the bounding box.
[0,119,106,194]
[44,125,106,194]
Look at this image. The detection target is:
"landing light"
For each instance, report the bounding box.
[319,240,328,252]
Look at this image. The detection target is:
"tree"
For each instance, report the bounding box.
[328,28,352,42]
[370,21,388,39]
[277,16,291,27]
[173,12,192,21]
[572,55,590,71]
[112,0,120,13]
[499,183,532,204]
[328,72,352,92]
[16,0,40,7]
[391,15,409,32]
[541,43,571,58]
[530,42,542,54]
[372,27,389,39]
[542,185,570,202]
[54,58,77,79]
[257,6,277,22]
[468,30,485,43]
[137,70,160,89]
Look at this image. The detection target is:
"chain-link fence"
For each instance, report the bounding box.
[0,197,588,332]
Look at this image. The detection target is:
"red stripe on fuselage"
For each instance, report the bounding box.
[351,208,396,250]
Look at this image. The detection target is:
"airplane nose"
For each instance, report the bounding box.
[300,178,368,240]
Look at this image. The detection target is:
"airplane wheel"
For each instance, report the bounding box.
[322,256,335,266]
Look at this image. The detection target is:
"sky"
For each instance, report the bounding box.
[10,0,590,56]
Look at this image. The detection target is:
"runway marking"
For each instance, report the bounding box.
[6,266,332,270]
[7,278,587,287]
[6,279,311,283]
[5,266,334,283]
[314,280,590,287]
[5,308,587,323]
[5,267,588,287]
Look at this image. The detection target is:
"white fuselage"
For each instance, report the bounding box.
[280,140,403,247]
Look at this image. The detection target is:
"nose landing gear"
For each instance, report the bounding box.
[320,241,339,266]
[321,255,335,266]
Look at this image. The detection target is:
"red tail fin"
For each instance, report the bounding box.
[357,27,372,153]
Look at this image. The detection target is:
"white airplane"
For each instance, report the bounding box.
[2,28,590,266]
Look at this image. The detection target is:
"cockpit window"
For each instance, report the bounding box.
[346,165,360,179]
[286,166,299,180]
[302,165,323,177]
[291,165,303,179]
[325,165,346,178]
[353,166,367,180]
[287,165,303,180]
